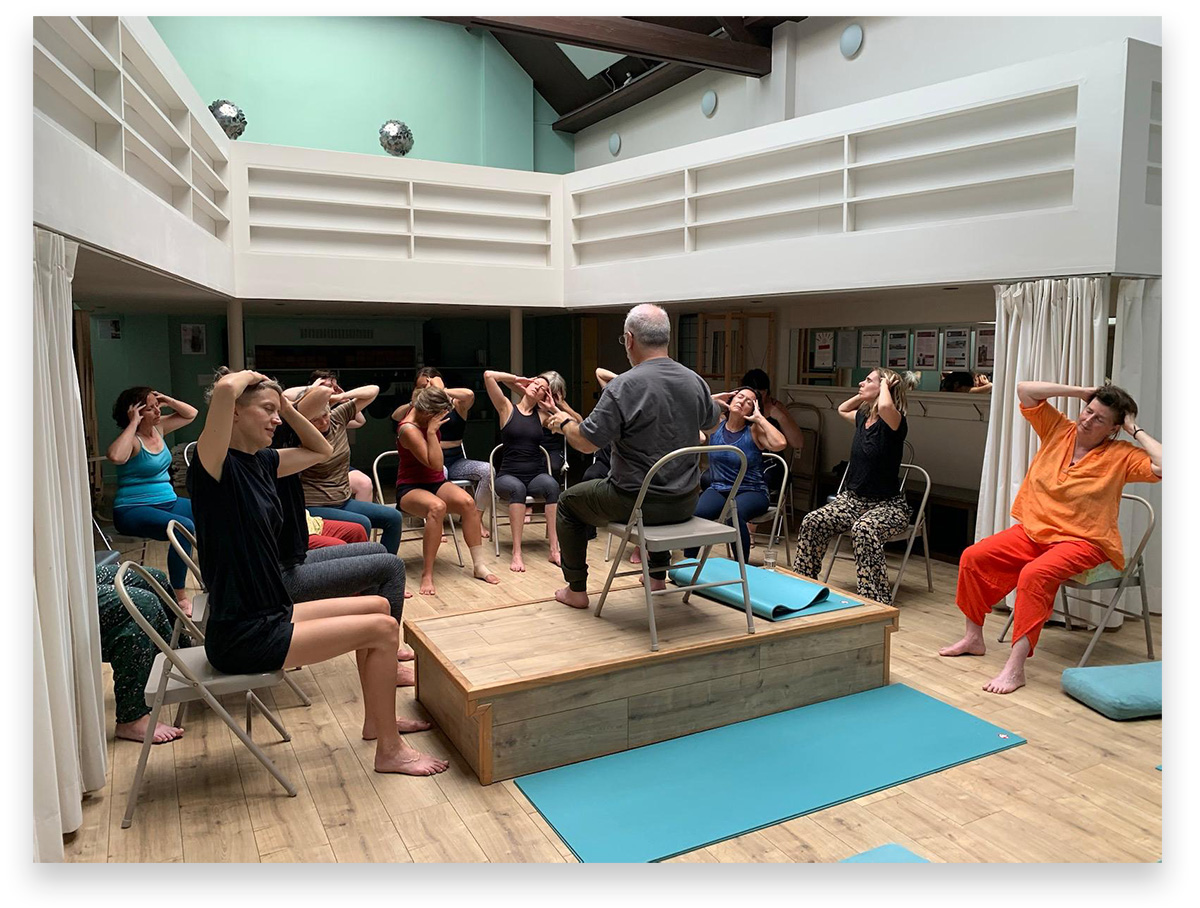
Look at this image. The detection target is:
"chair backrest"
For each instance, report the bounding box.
[183,441,196,466]
[897,463,933,527]
[761,451,790,515]
[632,445,747,524]
[488,444,553,478]
[114,561,205,657]
[835,436,917,497]
[166,519,204,591]
[93,514,114,551]
[372,449,398,506]
[1119,493,1156,573]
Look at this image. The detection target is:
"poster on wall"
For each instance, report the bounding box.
[814,331,834,369]
[859,330,883,369]
[886,330,909,369]
[103,318,121,340]
[914,329,939,368]
[181,324,207,355]
[836,330,858,367]
[976,326,996,370]
[943,328,970,369]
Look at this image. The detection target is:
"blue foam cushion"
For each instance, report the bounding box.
[1060,661,1161,720]
[841,844,929,863]
[666,557,863,621]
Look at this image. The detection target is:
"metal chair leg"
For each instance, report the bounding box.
[282,672,311,707]
[638,536,659,652]
[731,523,755,637]
[683,543,715,605]
[997,606,1015,643]
[822,534,843,584]
[890,526,920,606]
[1076,584,1133,668]
[1139,568,1155,660]
[447,512,464,567]
[1060,587,1074,631]
[248,691,291,742]
[922,526,933,592]
[121,694,166,829]
[595,530,631,617]
[201,687,296,798]
[604,532,612,562]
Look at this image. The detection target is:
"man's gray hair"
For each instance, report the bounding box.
[624,304,670,348]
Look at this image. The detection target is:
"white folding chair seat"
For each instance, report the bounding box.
[998,493,1156,667]
[488,444,554,558]
[114,563,297,829]
[372,449,464,566]
[595,445,754,652]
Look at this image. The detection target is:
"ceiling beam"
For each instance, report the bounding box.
[716,17,767,47]
[429,16,771,77]
[552,62,702,134]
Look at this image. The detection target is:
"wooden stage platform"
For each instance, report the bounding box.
[406,574,899,784]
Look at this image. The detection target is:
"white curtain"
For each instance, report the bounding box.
[33,227,107,863]
[977,277,1109,620]
[1113,279,1162,614]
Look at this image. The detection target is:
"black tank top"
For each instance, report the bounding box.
[499,405,547,481]
[440,407,467,443]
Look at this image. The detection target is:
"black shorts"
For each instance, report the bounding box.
[204,612,294,675]
[396,479,448,503]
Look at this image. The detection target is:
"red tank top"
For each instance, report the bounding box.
[395,421,446,485]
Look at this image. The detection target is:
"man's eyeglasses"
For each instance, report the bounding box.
[618,332,629,346]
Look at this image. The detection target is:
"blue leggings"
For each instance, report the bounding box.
[308,498,403,554]
[112,497,194,590]
[684,487,771,560]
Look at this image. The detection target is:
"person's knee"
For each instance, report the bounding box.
[1016,561,1061,595]
[427,498,448,521]
[850,518,879,542]
[369,612,400,644]
[368,595,390,615]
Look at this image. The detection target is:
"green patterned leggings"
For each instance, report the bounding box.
[95,564,178,725]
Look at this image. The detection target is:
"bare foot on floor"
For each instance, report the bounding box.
[404,590,414,599]
[983,666,1025,694]
[375,743,449,776]
[629,548,642,564]
[362,716,433,739]
[639,575,667,592]
[419,575,437,596]
[548,549,562,567]
[939,637,987,657]
[555,587,590,609]
[481,527,491,539]
[397,644,415,662]
[175,596,193,618]
[510,554,525,572]
[396,663,416,687]
[115,715,184,744]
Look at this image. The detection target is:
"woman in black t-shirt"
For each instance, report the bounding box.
[189,368,447,776]
[792,369,918,605]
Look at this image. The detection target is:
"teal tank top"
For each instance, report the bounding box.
[113,436,175,508]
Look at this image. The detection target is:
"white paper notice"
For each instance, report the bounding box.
[943,328,969,369]
[859,330,882,369]
[886,330,909,369]
[814,331,834,369]
[836,330,858,367]
[914,329,938,369]
[976,327,995,369]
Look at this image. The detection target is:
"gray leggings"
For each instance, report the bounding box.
[446,456,492,513]
[279,542,407,623]
[495,472,560,504]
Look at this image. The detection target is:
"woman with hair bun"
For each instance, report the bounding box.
[792,368,920,605]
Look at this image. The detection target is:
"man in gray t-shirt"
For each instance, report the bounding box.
[545,304,721,610]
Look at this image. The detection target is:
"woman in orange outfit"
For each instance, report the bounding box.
[939,381,1162,694]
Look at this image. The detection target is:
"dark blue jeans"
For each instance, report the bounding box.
[684,487,771,560]
[112,497,194,590]
[308,498,403,554]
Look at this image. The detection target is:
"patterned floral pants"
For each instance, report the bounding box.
[793,490,911,605]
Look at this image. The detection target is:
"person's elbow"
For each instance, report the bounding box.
[768,438,788,453]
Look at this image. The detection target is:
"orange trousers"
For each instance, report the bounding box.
[955,524,1106,654]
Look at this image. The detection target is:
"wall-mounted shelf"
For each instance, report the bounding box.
[41,17,120,73]
[847,165,1075,205]
[33,39,121,128]
[416,205,549,223]
[190,149,228,196]
[846,124,1076,172]
[122,71,188,151]
[689,165,844,201]
[123,124,189,187]
[249,222,409,238]
[415,232,549,247]
[571,196,683,221]
[249,192,405,212]
[573,225,682,247]
[191,187,229,224]
[691,200,843,230]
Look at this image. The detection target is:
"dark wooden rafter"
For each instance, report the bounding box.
[430,16,772,76]
[552,62,702,134]
[716,17,768,47]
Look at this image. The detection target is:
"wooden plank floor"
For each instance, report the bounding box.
[66,530,1161,863]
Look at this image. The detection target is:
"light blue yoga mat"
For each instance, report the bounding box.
[515,683,1024,863]
[666,556,863,620]
[841,843,929,863]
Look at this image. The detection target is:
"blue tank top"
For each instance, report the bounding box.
[113,434,176,508]
[708,421,767,495]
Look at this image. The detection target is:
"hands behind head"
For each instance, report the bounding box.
[1123,414,1138,437]
[428,408,452,433]
[127,402,146,425]
[219,369,269,392]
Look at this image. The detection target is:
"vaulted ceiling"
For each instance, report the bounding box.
[427,16,803,133]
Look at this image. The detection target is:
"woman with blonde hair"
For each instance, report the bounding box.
[792,368,919,605]
[395,384,500,596]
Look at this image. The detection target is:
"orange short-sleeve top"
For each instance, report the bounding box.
[1011,401,1159,570]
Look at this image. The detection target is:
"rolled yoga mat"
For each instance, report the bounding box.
[667,557,863,620]
[515,683,1025,863]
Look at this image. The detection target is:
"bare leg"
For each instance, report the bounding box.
[348,469,374,502]
[509,502,526,572]
[443,487,501,584]
[983,636,1029,694]
[398,488,447,596]
[939,616,987,657]
[546,503,561,566]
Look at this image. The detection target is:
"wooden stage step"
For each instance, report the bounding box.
[406,576,899,784]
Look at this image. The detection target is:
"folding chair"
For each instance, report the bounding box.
[595,445,754,652]
[998,493,1156,668]
[92,513,148,565]
[821,461,933,605]
[183,440,196,466]
[371,449,464,566]
[114,562,297,829]
[166,519,312,723]
[749,451,792,564]
[488,444,554,558]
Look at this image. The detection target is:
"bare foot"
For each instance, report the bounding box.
[419,575,437,596]
[397,644,415,662]
[481,526,491,539]
[639,575,667,592]
[115,715,184,744]
[175,595,193,618]
[939,637,987,657]
[629,548,642,564]
[362,716,433,740]
[404,590,414,599]
[548,549,562,567]
[510,554,525,572]
[374,742,449,776]
[396,663,416,687]
[524,514,532,524]
[554,587,590,609]
[983,666,1026,694]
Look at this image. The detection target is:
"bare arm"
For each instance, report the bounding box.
[1124,415,1163,478]
[106,403,146,464]
[596,367,618,388]
[276,395,335,477]
[764,396,805,450]
[546,409,599,455]
[1016,381,1093,409]
[837,391,865,426]
[328,384,379,416]
[483,370,517,425]
[153,392,198,435]
[295,384,334,421]
[876,378,902,432]
[396,413,449,470]
[347,410,366,429]
[748,401,788,452]
[196,370,269,482]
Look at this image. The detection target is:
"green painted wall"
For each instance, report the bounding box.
[533,93,575,175]
[150,16,573,173]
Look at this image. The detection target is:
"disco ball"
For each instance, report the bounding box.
[208,99,246,140]
[379,120,414,156]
